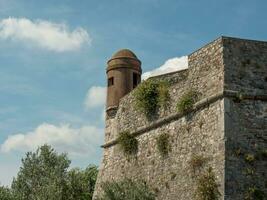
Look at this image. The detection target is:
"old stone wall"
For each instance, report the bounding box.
[93,37,267,200]
[94,37,226,199]
[95,100,225,200]
[223,37,267,94]
[223,38,267,200]
[224,99,267,200]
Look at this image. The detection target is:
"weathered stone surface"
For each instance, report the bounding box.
[93,36,267,200]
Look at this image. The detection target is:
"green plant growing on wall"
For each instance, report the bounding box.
[118,131,138,157]
[133,79,170,118]
[157,81,170,109]
[156,133,170,157]
[196,167,221,200]
[245,154,255,163]
[189,155,206,172]
[176,89,198,113]
[245,186,265,200]
[99,179,156,200]
[243,167,255,176]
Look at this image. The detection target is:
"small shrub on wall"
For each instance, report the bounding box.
[176,89,198,113]
[133,79,170,118]
[99,179,155,200]
[117,131,138,157]
[245,154,255,163]
[156,133,170,157]
[157,81,170,109]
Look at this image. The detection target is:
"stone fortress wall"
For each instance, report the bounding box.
[93,37,267,200]
[223,38,267,199]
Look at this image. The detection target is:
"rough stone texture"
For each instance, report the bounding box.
[223,37,267,94]
[224,99,267,200]
[93,37,267,200]
[223,37,267,200]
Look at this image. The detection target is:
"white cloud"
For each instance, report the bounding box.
[142,56,188,80]
[0,17,90,52]
[84,86,106,110]
[1,123,104,157]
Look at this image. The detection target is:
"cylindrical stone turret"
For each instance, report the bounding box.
[106,49,142,115]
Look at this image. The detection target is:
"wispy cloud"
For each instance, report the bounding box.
[1,123,104,157]
[0,17,91,52]
[84,86,106,110]
[142,56,188,80]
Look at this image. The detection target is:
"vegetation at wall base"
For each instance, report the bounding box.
[133,79,170,118]
[118,131,138,157]
[99,179,156,200]
[176,89,198,113]
[196,167,221,200]
[156,133,170,157]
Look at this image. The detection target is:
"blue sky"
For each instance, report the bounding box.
[0,0,267,186]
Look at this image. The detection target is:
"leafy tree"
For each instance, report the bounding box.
[12,145,70,200]
[11,144,98,200]
[0,186,13,200]
[67,165,98,200]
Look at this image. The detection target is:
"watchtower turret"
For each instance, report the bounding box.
[106,49,142,116]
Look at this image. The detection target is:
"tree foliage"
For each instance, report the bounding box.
[67,165,98,200]
[11,145,70,200]
[8,144,98,200]
[0,186,13,200]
